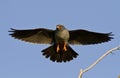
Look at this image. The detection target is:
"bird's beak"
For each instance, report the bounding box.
[56,26,60,30]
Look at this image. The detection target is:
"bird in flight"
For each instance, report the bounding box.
[9,24,113,63]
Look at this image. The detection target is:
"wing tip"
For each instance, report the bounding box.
[108,32,114,40]
[8,28,16,32]
[8,28,15,36]
[108,32,114,36]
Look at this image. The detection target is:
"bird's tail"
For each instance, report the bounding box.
[42,44,78,63]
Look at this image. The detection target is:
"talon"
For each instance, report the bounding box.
[63,46,67,51]
[63,42,67,51]
[56,44,60,52]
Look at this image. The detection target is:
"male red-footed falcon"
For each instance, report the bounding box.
[9,24,113,62]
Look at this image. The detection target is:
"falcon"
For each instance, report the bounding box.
[9,24,113,63]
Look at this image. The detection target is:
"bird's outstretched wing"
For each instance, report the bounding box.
[69,29,113,45]
[9,28,55,44]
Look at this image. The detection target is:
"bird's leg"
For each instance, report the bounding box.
[63,42,67,51]
[56,44,60,52]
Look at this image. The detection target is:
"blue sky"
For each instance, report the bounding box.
[1,0,120,78]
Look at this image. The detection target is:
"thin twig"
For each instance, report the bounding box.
[78,45,120,78]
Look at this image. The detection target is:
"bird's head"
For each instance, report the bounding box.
[56,24,66,30]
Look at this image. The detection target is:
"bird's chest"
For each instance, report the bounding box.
[55,30,69,42]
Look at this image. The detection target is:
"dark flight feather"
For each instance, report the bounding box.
[9,28,55,44]
[69,29,113,45]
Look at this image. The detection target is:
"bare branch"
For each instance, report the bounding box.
[78,45,120,78]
